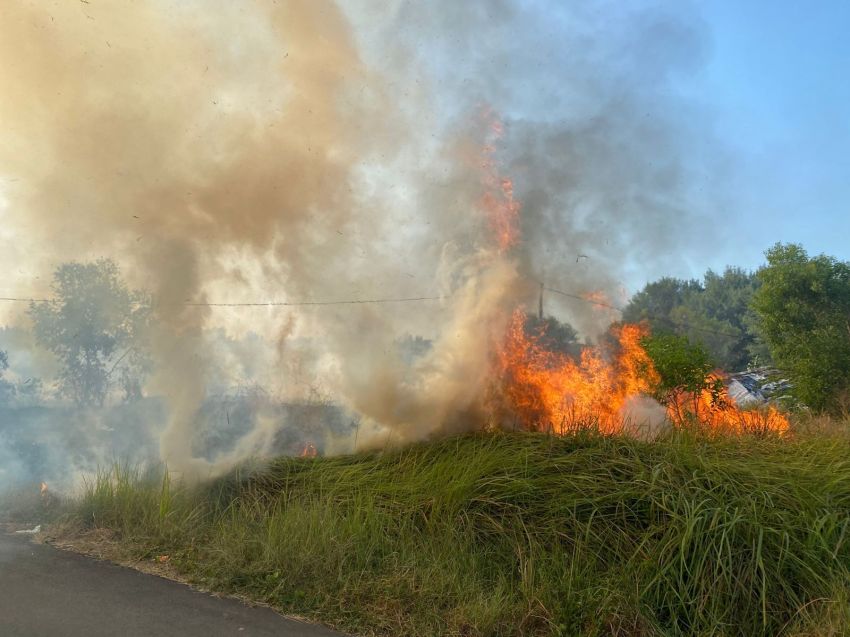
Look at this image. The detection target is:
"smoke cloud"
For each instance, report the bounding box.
[0,0,721,483]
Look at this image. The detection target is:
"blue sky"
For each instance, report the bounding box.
[696,1,849,271]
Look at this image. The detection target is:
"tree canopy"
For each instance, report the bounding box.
[750,243,850,412]
[623,267,762,371]
[0,350,14,403]
[641,333,724,425]
[28,259,151,407]
[524,314,581,359]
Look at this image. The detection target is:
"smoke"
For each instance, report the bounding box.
[353,1,718,329]
[0,0,720,481]
[619,395,670,439]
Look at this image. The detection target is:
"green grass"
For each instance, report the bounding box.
[60,429,850,636]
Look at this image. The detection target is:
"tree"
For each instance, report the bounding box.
[641,333,725,425]
[396,334,433,364]
[29,259,151,407]
[623,268,762,371]
[623,276,703,326]
[750,243,850,412]
[0,350,15,403]
[524,314,580,359]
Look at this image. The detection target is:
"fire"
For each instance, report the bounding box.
[479,110,520,253]
[493,310,790,436]
[40,482,48,496]
[581,290,617,311]
[476,108,788,439]
[666,373,790,435]
[300,442,318,458]
[581,290,605,306]
[494,309,658,434]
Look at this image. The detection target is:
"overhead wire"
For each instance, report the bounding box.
[1,282,745,340]
[543,286,624,312]
[0,297,53,303]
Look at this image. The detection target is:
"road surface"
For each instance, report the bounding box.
[0,532,343,637]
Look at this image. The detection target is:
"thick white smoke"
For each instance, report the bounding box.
[0,0,722,483]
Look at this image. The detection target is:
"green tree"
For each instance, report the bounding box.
[622,277,701,329]
[29,259,151,407]
[624,268,761,371]
[641,333,724,425]
[750,243,850,412]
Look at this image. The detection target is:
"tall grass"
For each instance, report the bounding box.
[64,429,850,636]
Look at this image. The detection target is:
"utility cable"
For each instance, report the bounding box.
[0,285,746,340]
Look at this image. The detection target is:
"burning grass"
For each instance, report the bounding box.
[493,309,790,438]
[45,425,850,637]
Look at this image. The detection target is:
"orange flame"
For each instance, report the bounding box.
[666,373,790,435]
[475,108,788,438]
[493,310,789,436]
[300,442,318,458]
[494,309,658,434]
[581,290,614,310]
[480,110,520,253]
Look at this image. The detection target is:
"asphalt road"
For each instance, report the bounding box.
[0,533,343,637]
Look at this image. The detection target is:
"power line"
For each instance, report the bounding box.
[0,286,745,340]
[0,297,53,303]
[543,286,624,312]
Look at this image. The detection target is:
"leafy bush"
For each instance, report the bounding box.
[641,333,724,423]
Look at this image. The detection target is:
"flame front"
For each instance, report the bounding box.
[493,309,659,433]
[492,310,790,436]
[667,373,790,435]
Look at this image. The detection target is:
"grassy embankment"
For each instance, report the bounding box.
[40,425,850,636]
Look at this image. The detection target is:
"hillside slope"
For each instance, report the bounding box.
[63,431,850,636]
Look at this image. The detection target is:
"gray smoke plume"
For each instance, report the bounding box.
[0,0,722,482]
[351,0,719,335]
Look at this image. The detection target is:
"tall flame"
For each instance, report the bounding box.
[477,110,788,439]
[480,110,520,253]
[493,310,658,434]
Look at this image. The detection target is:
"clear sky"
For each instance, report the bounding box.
[695,1,849,272]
